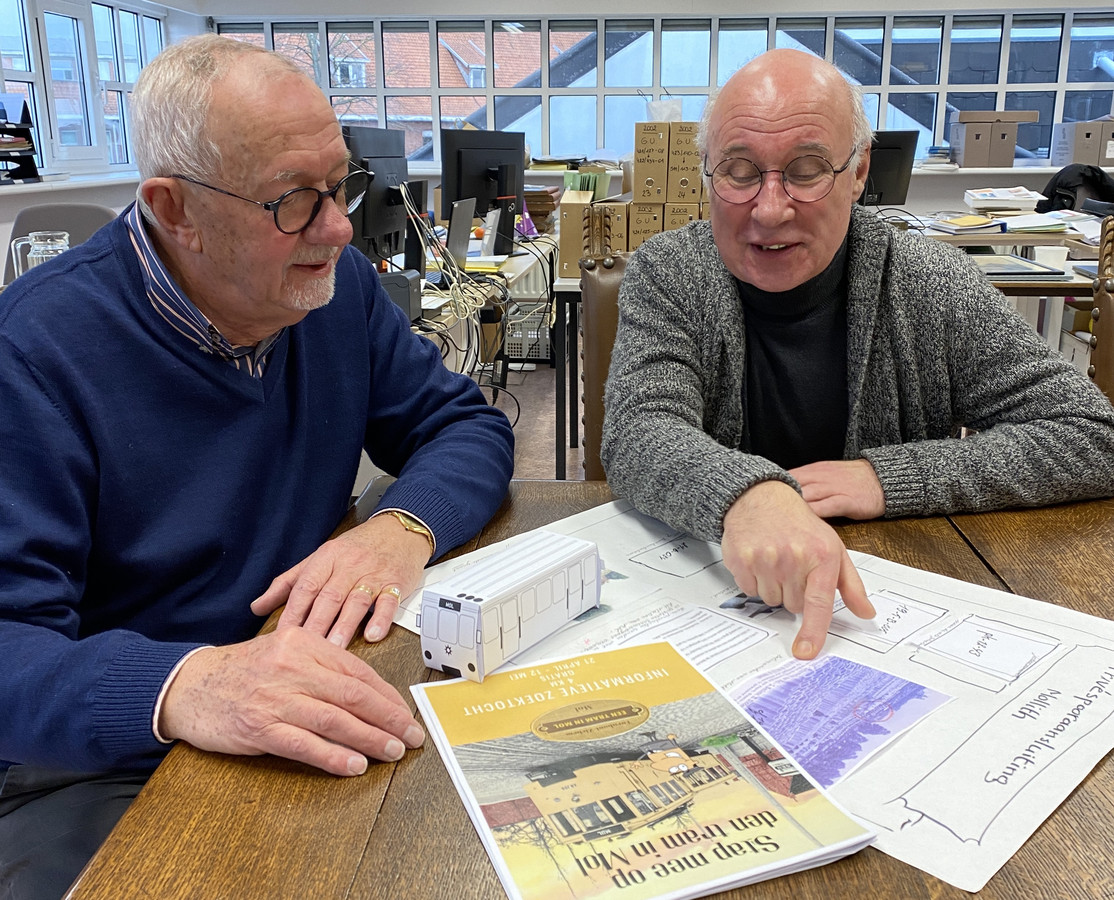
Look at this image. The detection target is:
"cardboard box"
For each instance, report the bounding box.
[628,203,663,251]
[951,110,1039,168]
[1051,122,1102,167]
[557,190,596,278]
[1101,122,1114,167]
[632,122,669,202]
[664,203,698,232]
[666,122,702,203]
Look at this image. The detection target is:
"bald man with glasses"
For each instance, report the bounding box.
[603,49,1114,664]
[0,34,513,898]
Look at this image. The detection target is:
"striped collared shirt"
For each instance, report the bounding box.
[124,203,281,378]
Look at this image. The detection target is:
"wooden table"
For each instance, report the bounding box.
[66,483,1114,900]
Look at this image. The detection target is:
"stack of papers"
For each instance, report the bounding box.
[931,214,1005,234]
[1044,209,1104,245]
[1000,213,1069,233]
[964,186,1045,212]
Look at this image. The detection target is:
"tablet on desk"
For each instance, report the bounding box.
[970,254,1070,280]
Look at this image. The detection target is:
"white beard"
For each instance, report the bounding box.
[286,265,337,311]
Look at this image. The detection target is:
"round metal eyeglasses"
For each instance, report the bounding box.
[168,165,371,234]
[703,151,857,204]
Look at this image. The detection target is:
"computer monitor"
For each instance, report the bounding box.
[857,130,918,207]
[343,125,409,263]
[439,129,525,255]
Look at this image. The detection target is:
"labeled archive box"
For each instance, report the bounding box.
[666,121,702,203]
[1051,122,1103,166]
[1101,122,1114,167]
[556,189,596,278]
[628,203,663,251]
[950,110,1038,168]
[632,122,669,202]
[664,203,698,232]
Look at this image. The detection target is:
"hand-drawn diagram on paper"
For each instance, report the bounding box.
[401,500,1114,892]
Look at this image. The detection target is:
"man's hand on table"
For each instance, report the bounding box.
[251,513,432,647]
[721,480,876,660]
[159,629,426,775]
[789,458,886,520]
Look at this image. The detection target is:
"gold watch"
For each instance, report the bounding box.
[380,510,435,557]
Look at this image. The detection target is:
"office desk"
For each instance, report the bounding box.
[923,228,1085,253]
[67,484,1114,899]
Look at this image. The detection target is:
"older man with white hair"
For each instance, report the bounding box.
[0,34,513,898]
[603,49,1114,663]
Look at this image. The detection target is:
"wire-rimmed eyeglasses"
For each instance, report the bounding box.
[703,151,857,205]
[168,165,371,234]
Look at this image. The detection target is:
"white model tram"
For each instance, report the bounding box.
[417,530,601,682]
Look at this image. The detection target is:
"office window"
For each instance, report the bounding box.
[332,95,377,128]
[272,24,322,83]
[604,19,651,88]
[383,22,430,89]
[216,24,265,47]
[42,11,91,148]
[494,21,540,90]
[1068,16,1114,83]
[776,18,823,57]
[549,95,595,156]
[887,93,936,157]
[834,18,883,86]
[440,95,484,131]
[660,20,709,89]
[1008,16,1061,84]
[199,11,1114,163]
[549,20,595,89]
[860,92,880,129]
[949,17,1002,85]
[603,94,644,156]
[495,94,540,156]
[117,9,138,81]
[385,94,431,156]
[328,24,376,90]
[892,17,942,85]
[1007,90,1055,156]
[1063,89,1113,123]
[438,21,485,90]
[717,20,767,86]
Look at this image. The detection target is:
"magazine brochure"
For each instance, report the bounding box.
[411,642,873,900]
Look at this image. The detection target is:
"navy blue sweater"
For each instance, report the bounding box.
[0,215,513,774]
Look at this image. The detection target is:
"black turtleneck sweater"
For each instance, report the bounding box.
[738,240,849,470]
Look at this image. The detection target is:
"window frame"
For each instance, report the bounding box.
[213,11,1114,166]
[23,0,164,174]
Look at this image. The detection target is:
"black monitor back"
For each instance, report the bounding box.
[439,129,525,221]
[343,125,409,262]
[857,130,918,207]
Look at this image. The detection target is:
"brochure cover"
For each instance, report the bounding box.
[411,642,874,900]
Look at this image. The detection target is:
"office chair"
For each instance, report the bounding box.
[5,202,118,284]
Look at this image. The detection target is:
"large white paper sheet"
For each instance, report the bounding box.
[397,500,1114,892]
